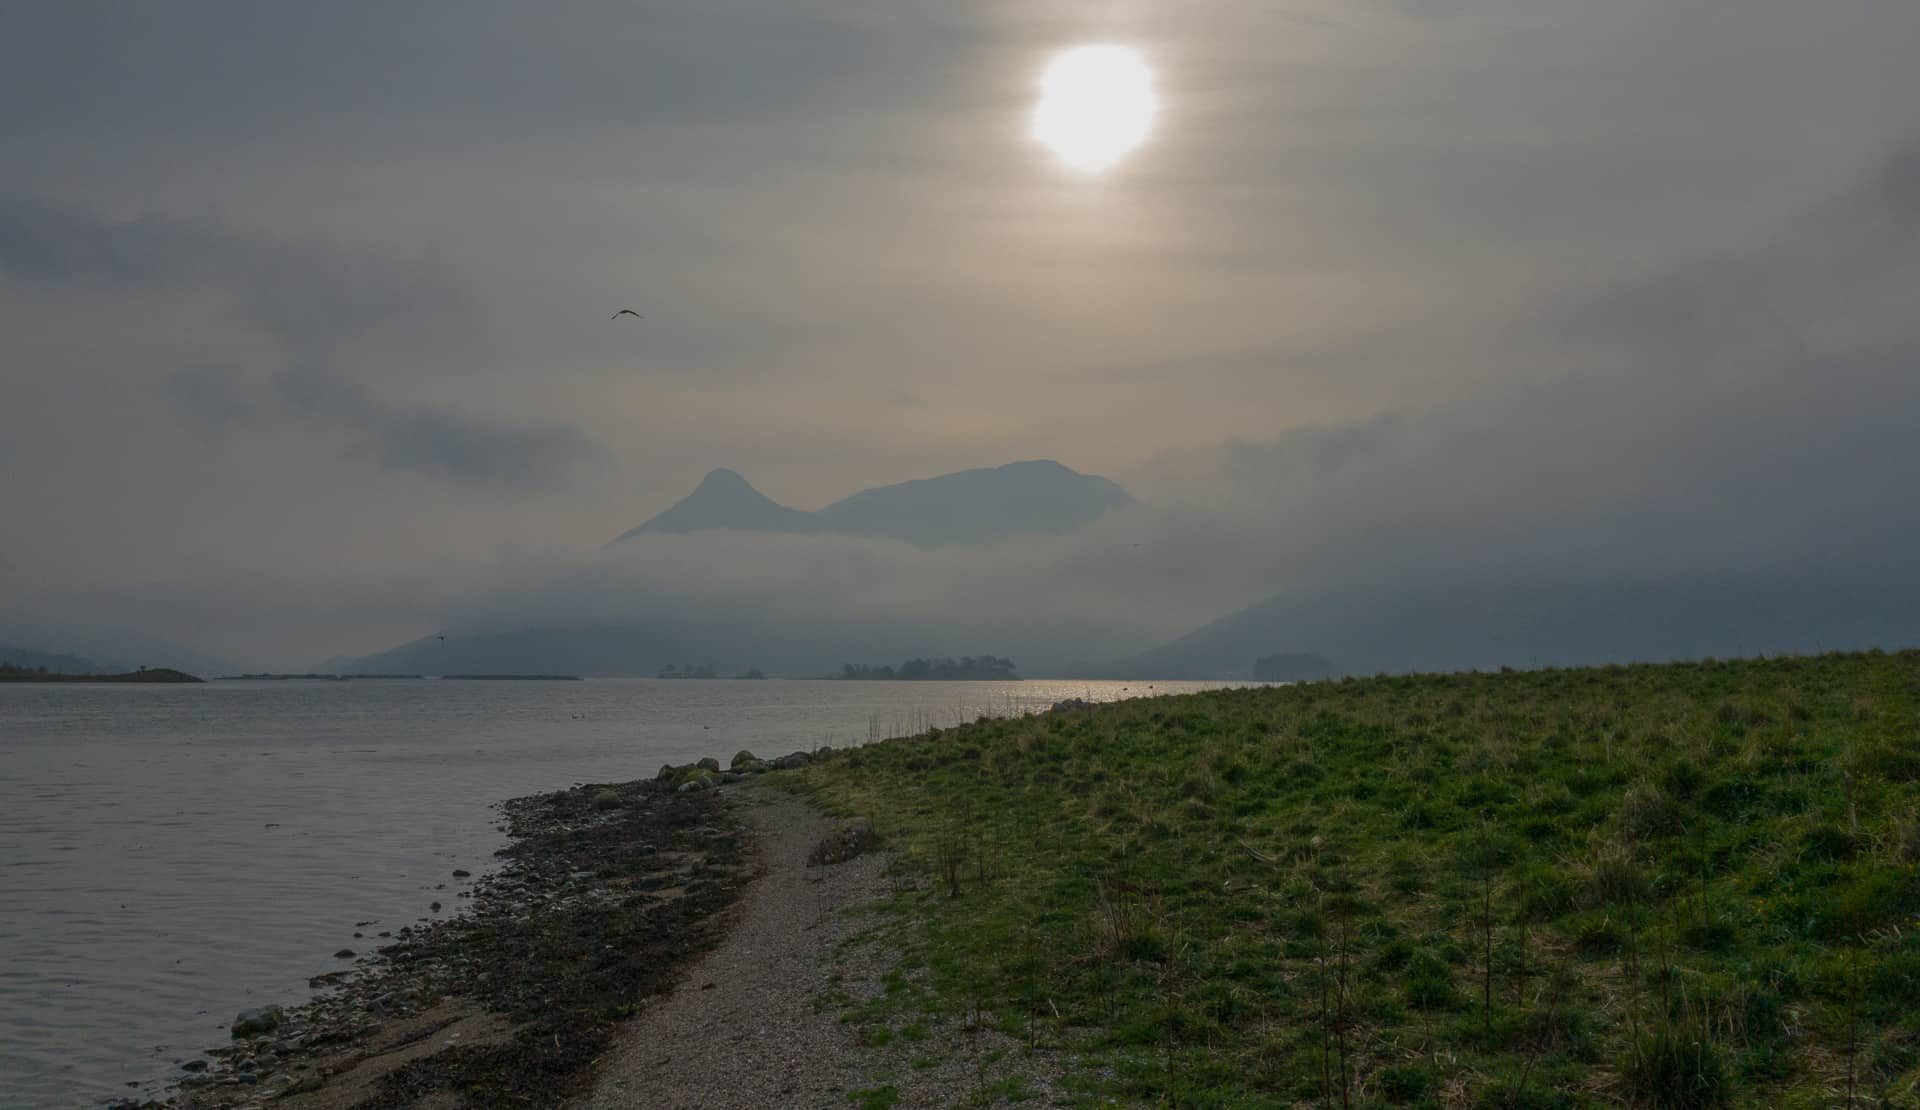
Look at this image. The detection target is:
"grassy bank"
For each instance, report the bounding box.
[795,651,1920,1107]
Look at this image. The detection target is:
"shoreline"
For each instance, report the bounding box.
[123,761,782,1109]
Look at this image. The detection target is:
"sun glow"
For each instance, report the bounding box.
[1030,45,1158,174]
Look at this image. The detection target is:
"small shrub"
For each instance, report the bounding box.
[849,1085,902,1110]
[1662,759,1706,801]
[1800,823,1859,862]
[1572,917,1626,957]
[1619,783,1685,840]
[1586,850,1648,908]
[1623,1027,1732,1108]
[1378,1063,1434,1103]
[1894,813,1920,865]
[1680,918,1737,953]
[1820,868,1920,939]
[1404,949,1464,1010]
[1850,740,1920,782]
[1517,866,1578,921]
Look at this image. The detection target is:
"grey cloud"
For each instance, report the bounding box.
[273,368,613,491]
[6,0,1920,673]
[164,366,258,434]
[0,1,982,147]
[0,195,465,351]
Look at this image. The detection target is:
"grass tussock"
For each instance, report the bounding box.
[796,650,1920,1106]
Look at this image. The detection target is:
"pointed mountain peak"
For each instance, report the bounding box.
[695,467,753,491]
[610,467,811,543]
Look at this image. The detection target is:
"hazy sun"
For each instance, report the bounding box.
[1031,45,1157,174]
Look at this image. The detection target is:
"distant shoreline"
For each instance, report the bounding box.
[0,667,202,684]
[440,674,583,681]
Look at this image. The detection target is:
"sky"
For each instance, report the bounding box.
[4,1,1919,670]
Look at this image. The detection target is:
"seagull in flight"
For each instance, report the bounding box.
[611,309,643,320]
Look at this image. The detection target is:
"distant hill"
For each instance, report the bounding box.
[0,644,107,675]
[0,629,237,678]
[1083,575,1920,679]
[610,460,1133,548]
[1252,653,1334,682]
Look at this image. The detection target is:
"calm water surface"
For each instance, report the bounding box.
[0,677,1235,1106]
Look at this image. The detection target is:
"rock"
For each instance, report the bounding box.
[808,816,875,865]
[430,901,442,912]
[638,844,658,856]
[695,756,721,772]
[655,763,678,782]
[181,1059,209,1073]
[1050,698,1096,713]
[730,749,759,769]
[231,1007,284,1038]
[453,869,471,877]
[333,949,356,959]
[772,751,812,770]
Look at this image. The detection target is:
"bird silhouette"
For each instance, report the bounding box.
[611,309,643,320]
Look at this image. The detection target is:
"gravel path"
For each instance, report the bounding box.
[580,784,1065,1109]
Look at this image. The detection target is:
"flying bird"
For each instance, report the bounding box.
[611,309,643,320]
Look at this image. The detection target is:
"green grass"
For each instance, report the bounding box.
[795,650,1920,1107]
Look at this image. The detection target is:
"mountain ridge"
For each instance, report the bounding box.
[610,459,1133,548]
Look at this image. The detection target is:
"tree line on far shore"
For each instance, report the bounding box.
[839,656,1019,681]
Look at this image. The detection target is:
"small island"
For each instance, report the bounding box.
[658,665,767,680]
[658,664,719,679]
[838,655,1019,681]
[0,664,203,683]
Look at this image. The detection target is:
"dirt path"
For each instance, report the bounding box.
[578,786,891,1109]
[580,784,1063,1109]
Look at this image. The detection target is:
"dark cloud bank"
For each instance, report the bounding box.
[348,135,1920,678]
[4,2,1919,674]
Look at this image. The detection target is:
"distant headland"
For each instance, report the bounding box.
[0,664,203,683]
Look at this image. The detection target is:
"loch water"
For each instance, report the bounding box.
[0,677,1235,1106]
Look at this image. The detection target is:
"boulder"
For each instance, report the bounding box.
[655,763,678,783]
[730,749,760,769]
[675,770,718,794]
[231,1007,284,1039]
[696,756,721,772]
[772,751,813,770]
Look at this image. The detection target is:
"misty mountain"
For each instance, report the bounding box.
[612,468,815,538]
[1086,575,1920,680]
[611,460,1133,547]
[0,644,108,674]
[0,629,235,677]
